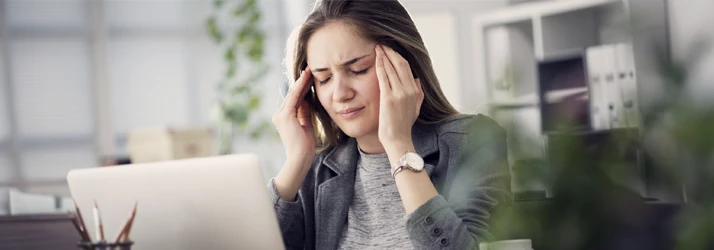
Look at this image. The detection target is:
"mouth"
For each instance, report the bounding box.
[336,107,365,119]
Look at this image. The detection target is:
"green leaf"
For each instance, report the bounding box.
[224,48,235,62]
[226,104,249,126]
[232,1,251,17]
[248,11,261,24]
[226,60,237,78]
[237,26,254,44]
[213,0,225,8]
[247,94,261,111]
[249,127,261,139]
[205,17,223,43]
[248,41,264,62]
[248,120,272,139]
[231,85,251,95]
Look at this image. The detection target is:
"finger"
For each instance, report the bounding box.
[277,84,291,112]
[382,56,402,93]
[297,100,312,127]
[284,68,313,111]
[375,45,391,95]
[382,45,415,91]
[380,46,402,92]
[415,78,424,115]
[278,70,305,112]
[296,80,313,109]
[416,78,424,98]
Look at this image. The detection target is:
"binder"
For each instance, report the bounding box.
[600,44,625,128]
[586,46,609,130]
[614,43,639,128]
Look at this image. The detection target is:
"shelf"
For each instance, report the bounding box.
[489,101,539,109]
[0,179,68,189]
[544,87,589,103]
[474,0,623,27]
[491,104,539,110]
[544,127,639,137]
[489,93,539,109]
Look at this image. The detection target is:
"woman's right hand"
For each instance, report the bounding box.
[272,69,317,201]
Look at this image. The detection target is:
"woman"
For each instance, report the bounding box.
[268,0,511,249]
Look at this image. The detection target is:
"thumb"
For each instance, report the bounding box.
[297,100,312,127]
[415,78,424,116]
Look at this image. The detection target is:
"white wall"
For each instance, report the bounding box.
[412,12,462,110]
[669,0,714,104]
[640,0,714,202]
[402,0,510,113]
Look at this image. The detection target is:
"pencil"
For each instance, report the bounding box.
[121,203,138,242]
[68,212,90,242]
[94,201,105,241]
[112,202,138,243]
[72,202,92,242]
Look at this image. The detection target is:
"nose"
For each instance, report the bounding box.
[332,75,355,103]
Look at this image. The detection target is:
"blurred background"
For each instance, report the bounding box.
[0,0,713,249]
[0,0,308,214]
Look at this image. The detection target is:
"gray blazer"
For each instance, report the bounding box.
[267,114,511,249]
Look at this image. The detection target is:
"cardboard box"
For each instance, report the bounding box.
[126,127,213,163]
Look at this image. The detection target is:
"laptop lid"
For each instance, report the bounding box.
[67,154,284,250]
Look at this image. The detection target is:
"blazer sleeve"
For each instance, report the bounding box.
[267,177,307,249]
[405,117,512,249]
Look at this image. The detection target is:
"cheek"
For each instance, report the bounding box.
[315,87,331,108]
[363,73,381,103]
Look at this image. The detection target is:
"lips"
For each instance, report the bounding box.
[337,107,365,119]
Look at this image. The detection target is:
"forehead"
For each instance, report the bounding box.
[306,22,375,68]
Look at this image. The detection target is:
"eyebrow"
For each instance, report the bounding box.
[312,54,371,73]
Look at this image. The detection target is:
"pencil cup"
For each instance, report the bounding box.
[77,241,134,250]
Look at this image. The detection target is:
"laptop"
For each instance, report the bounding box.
[67,154,285,250]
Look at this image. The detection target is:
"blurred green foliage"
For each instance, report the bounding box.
[647,39,714,250]
[206,0,273,154]
[485,35,714,250]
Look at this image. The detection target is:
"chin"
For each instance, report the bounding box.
[337,121,377,139]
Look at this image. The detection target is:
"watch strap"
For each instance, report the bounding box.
[392,165,405,178]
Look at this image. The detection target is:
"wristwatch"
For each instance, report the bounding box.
[391,151,425,178]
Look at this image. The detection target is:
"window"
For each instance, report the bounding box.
[5,0,95,185]
[11,38,94,138]
[0,40,9,142]
[107,37,192,135]
[0,0,294,191]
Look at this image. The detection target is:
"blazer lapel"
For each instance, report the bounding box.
[315,139,358,250]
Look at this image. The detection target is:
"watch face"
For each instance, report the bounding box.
[405,152,425,171]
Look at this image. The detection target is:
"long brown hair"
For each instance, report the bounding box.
[286,0,459,150]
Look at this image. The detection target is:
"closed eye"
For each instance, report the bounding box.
[318,77,331,85]
[352,67,370,75]
[317,67,370,85]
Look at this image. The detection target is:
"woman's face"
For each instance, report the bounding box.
[306,22,380,139]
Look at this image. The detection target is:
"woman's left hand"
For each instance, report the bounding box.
[375,44,424,150]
